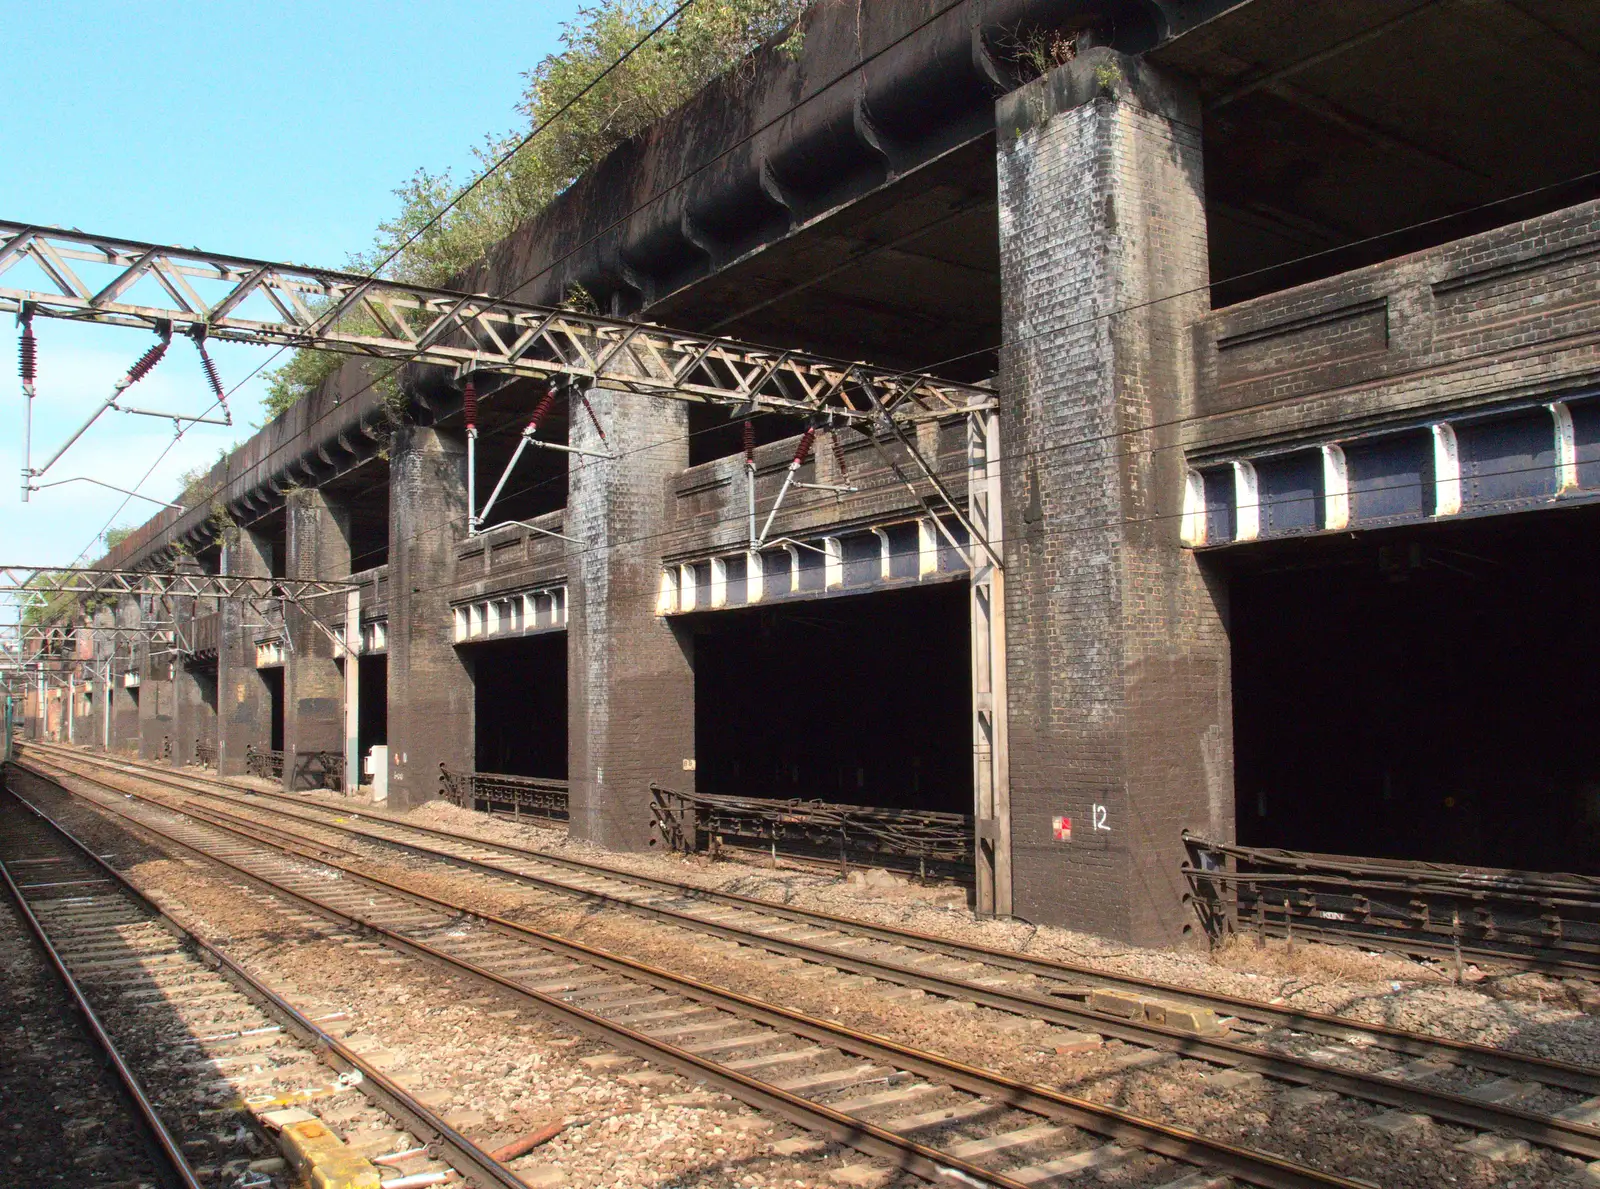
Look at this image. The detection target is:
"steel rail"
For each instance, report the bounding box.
[0,828,204,1189]
[32,742,1600,1096]
[168,780,1600,1133]
[2,785,531,1189]
[116,784,1600,1163]
[26,751,1600,1164]
[13,756,1369,1189]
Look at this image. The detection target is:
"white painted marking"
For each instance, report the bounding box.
[1432,423,1462,515]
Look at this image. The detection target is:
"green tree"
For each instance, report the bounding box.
[264,0,807,412]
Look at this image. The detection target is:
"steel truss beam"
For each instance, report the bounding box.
[0,221,993,427]
[0,566,356,601]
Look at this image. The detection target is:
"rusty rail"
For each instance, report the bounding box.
[651,785,972,880]
[1183,833,1600,974]
[439,765,568,824]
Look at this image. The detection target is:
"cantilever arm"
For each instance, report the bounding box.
[29,476,183,510]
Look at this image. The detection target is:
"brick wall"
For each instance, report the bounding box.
[282,488,350,789]
[218,528,271,776]
[386,425,474,808]
[567,387,694,851]
[1190,199,1600,457]
[996,49,1232,946]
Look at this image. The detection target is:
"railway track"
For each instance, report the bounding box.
[0,776,540,1189]
[10,750,1399,1189]
[25,742,1600,1166]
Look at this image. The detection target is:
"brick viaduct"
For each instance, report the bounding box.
[32,0,1600,945]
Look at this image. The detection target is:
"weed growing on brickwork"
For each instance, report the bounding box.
[263,1,807,418]
[1006,25,1079,80]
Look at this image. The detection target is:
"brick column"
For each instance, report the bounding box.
[168,559,208,767]
[386,424,473,807]
[283,488,351,789]
[133,586,177,762]
[567,388,694,851]
[218,527,271,775]
[996,49,1232,946]
[106,596,140,752]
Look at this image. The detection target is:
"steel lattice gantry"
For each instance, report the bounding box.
[0,567,357,601]
[0,221,993,427]
[0,223,1014,917]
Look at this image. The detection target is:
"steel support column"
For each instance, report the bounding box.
[970,410,1012,917]
[343,588,360,797]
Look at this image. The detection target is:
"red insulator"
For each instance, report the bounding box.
[527,385,557,433]
[125,339,169,385]
[742,418,755,464]
[829,427,849,476]
[793,425,817,466]
[18,319,36,385]
[579,392,608,443]
[195,340,225,400]
[462,379,479,430]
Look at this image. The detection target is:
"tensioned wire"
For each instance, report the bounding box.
[330,160,1600,581]
[72,0,970,566]
[60,50,1600,586]
[66,0,701,567]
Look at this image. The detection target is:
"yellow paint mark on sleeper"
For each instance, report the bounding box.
[279,1116,382,1189]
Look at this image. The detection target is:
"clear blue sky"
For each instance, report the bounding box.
[0,0,583,574]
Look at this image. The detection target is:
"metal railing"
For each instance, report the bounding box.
[244,745,283,781]
[650,785,973,880]
[289,750,344,793]
[439,765,568,823]
[1182,833,1600,974]
[193,739,216,769]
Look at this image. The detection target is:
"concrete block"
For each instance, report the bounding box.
[828,1165,892,1187]
[1206,1069,1263,1091]
[578,1054,635,1071]
[1089,989,1145,1019]
[1154,1002,1228,1036]
[1280,1088,1336,1109]
[1455,1134,1530,1162]
[279,1117,381,1189]
[1052,1032,1104,1055]
[516,1167,567,1189]
[1366,1110,1431,1138]
[771,1136,826,1157]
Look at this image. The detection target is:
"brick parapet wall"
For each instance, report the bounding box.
[661,422,970,563]
[1189,199,1600,457]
